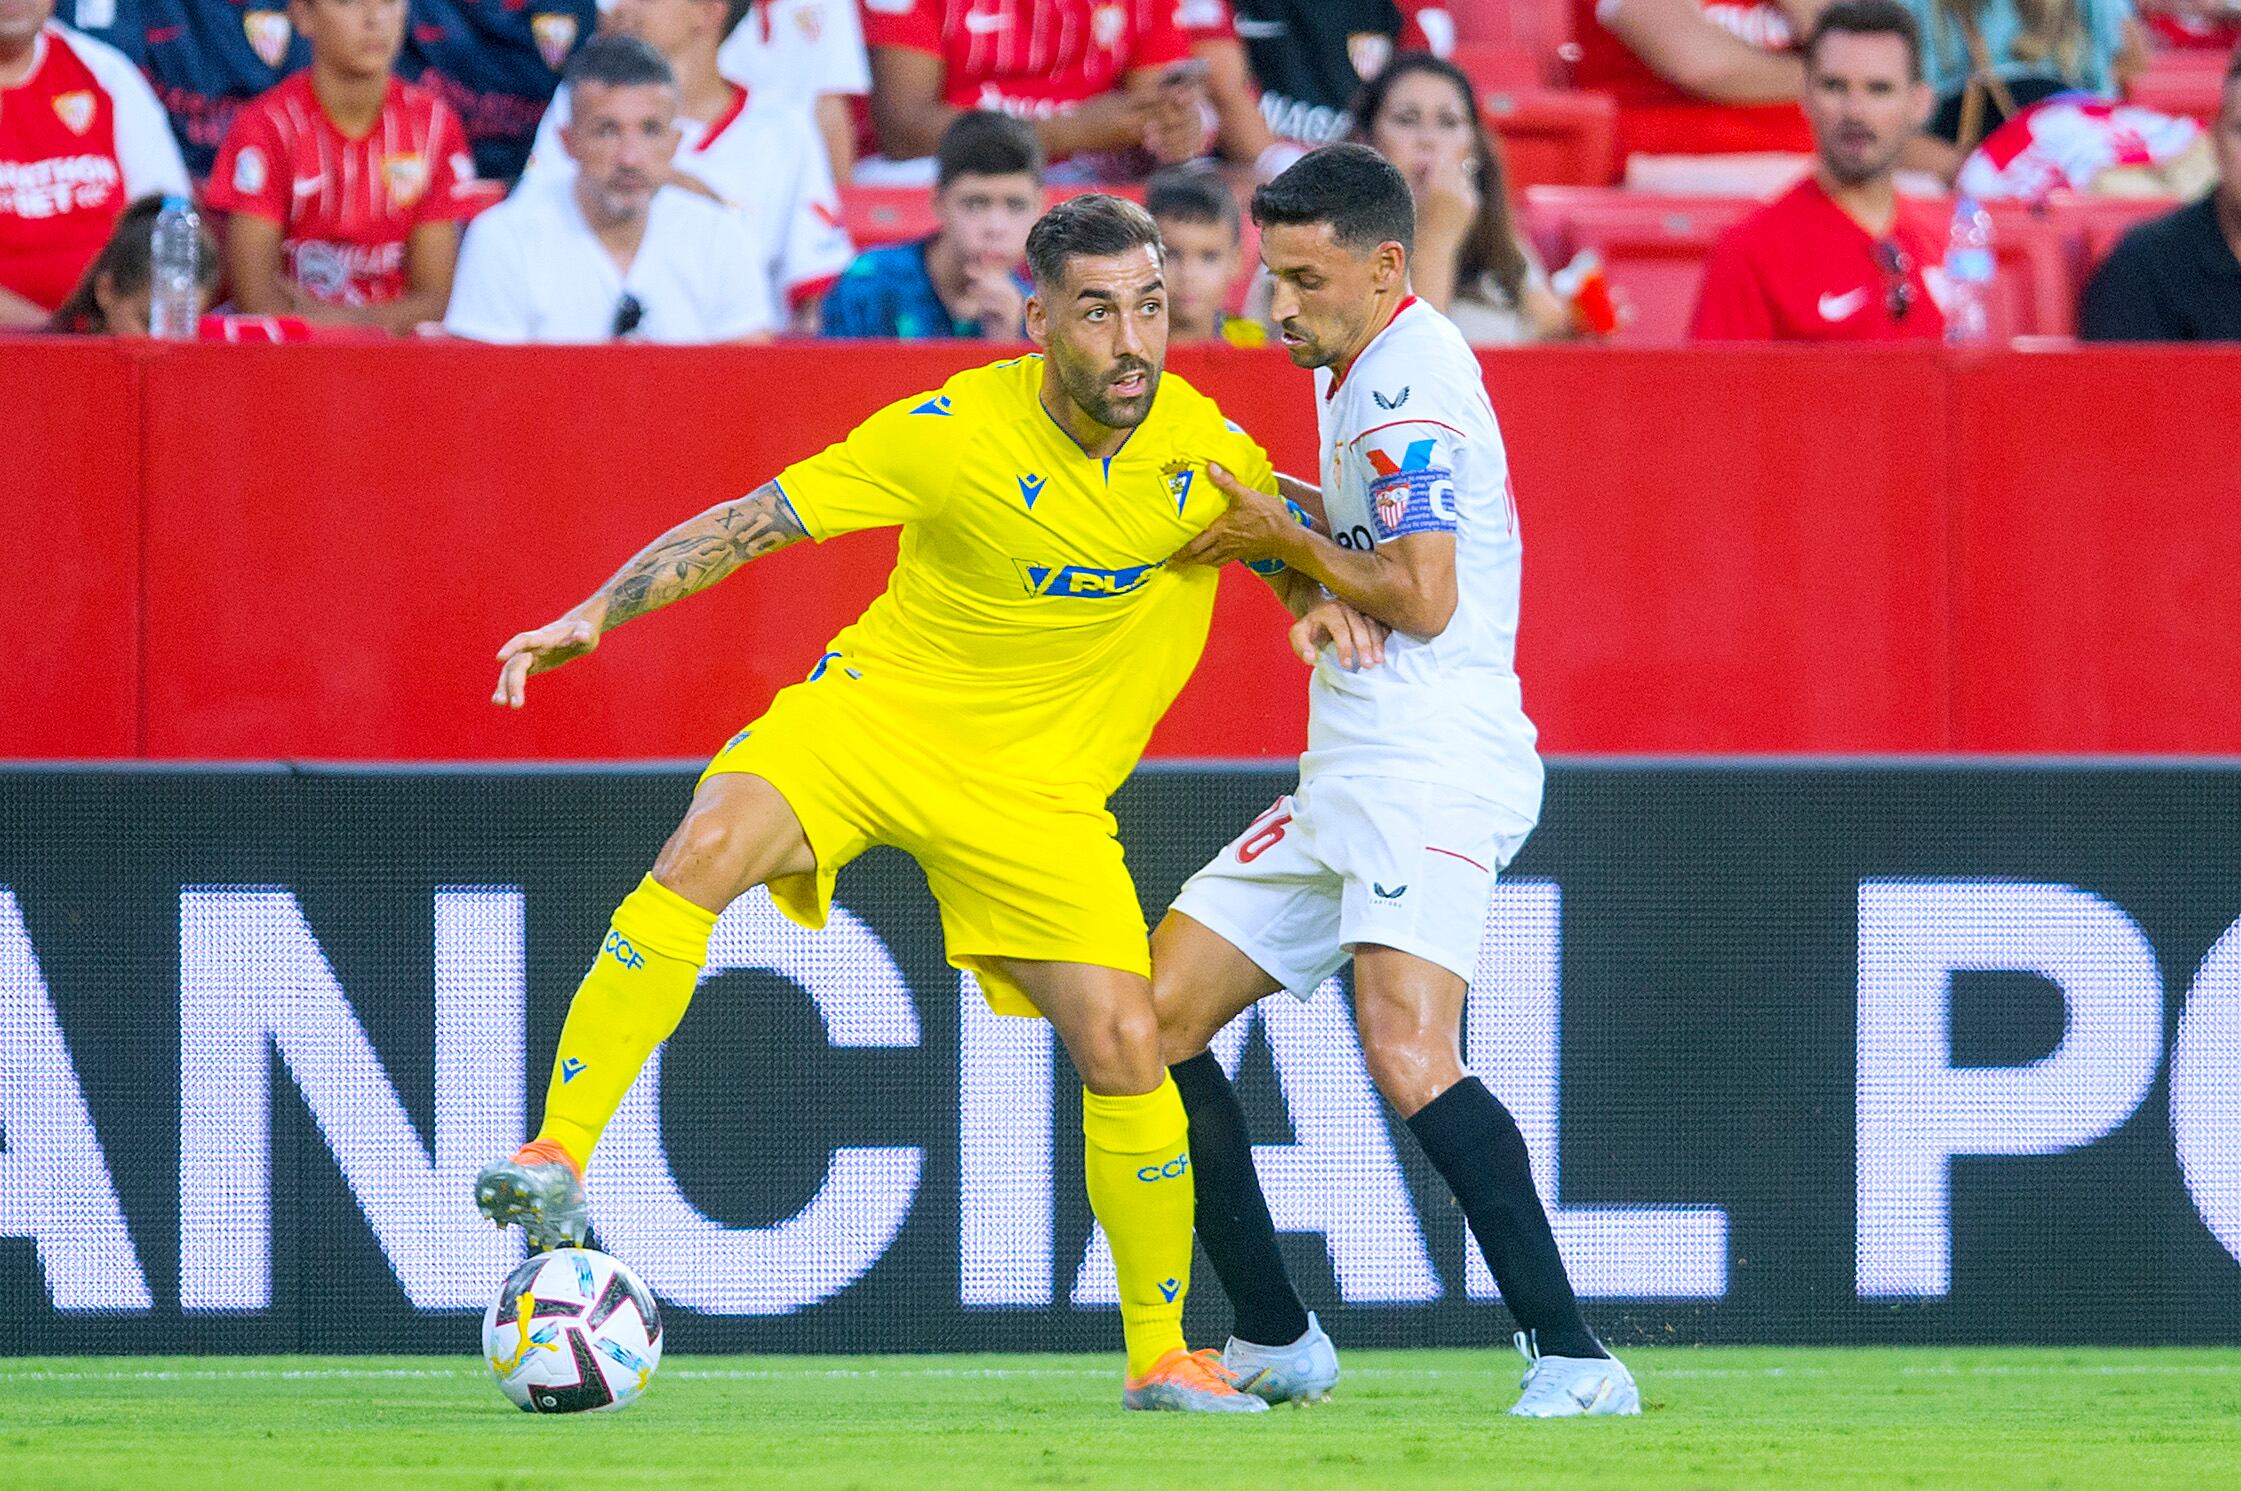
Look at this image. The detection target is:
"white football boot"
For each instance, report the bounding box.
[1508,1331,1641,1417]
[1222,1312,1340,1405]
[474,1140,589,1253]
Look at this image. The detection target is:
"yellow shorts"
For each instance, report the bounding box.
[699,661,1150,1017]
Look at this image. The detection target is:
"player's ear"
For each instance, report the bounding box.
[1024,293,1048,347]
[1378,241,1407,291]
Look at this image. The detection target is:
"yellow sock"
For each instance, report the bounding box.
[1082,1076,1193,1378]
[536,874,717,1169]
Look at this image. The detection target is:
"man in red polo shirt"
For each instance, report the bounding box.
[1690,0,1943,342]
[862,0,1207,177]
[0,0,188,326]
[206,0,480,333]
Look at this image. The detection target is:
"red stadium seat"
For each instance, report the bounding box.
[2042,193,2181,275]
[2126,49,2231,124]
[1526,189,1755,342]
[839,186,939,249]
[1477,87,1620,187]
[1897,199,2076,338]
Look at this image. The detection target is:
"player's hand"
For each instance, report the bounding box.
[1291,597,1388,670]
[1169,461,1296,568]
[492,616,600,709]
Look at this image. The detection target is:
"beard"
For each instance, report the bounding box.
[1055,351,1161,430]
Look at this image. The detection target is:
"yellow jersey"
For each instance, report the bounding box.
[774,354,1278,801]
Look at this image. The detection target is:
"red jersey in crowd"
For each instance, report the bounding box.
[1689,177,1944,342]
[0,22,189,311]
[861,0,1192,137]
[205,71,479,308]
[1571,0,1811,158]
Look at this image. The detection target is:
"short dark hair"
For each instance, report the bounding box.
[1024,193,1164,290]
[936,110,1044,189]
[1250,142,1414,256]
[1804,0,1923,81]
[563,33,674,92]
[1145,167,1241,240]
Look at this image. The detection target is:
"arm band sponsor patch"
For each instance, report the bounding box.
[1367,466,1459,539]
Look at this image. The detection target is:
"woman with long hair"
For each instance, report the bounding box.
[47,196,219,335]
[1905,0,2148,168]
[1350,53,1571,345]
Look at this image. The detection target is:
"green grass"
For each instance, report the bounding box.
[4,1348,2236,1490]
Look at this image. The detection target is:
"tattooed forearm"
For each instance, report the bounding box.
[596,481,808,630]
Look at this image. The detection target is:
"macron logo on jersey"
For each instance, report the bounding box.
[1016,472,1047,510]
[911,395,952,416]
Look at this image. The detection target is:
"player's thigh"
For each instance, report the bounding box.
[650,772,819,909]
[1166,792,1351,1011]
[1349,945,1471,1119]
[1149,909,1283,1065]
[985,957,1163,1097]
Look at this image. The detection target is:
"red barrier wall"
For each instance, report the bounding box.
[10,342,2240,759]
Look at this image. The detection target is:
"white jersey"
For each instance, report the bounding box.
[717,0,871,110]
[523,83,854,311]
[1303,295,1542,823]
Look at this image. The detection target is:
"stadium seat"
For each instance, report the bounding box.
[1526,189,1755,342]
[1898,199,2076,339]
[840,187,940,250]
[2126,49,2230,123]
[2043,193,2181,277]
[1477,87,1621,188]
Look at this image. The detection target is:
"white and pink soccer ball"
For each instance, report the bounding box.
[481,1248,663,1413]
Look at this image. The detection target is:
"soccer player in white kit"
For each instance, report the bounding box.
[1158,144,1639,1418]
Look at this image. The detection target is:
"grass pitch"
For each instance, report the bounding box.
[4,1348,2234,1490]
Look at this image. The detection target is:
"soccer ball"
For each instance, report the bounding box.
[482,1248,663,1413]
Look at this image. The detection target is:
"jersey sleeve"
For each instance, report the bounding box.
[76,34,190,200]
[204,100,289,223]
[441,209,533,342]
[774,113,855,305]
[859,0,942,53]
[1688,231,1775,341]
[418,102,483,223]
[806,0,872,94]
[776,389,962,539]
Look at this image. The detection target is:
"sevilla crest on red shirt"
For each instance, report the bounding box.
[51,90,95,135]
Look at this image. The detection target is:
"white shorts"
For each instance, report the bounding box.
[1169,774,1536,999]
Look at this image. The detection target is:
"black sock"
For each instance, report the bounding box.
[1406,1077,1605,1360]
[1170,1050,1310,1347]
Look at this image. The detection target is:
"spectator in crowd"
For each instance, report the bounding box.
[0,0,189,326]
[63,0,312,179]
[445,34,772,341]
[2138,0,2241,51]
[1144,165,1261,344]
[401,0,598,181]
[2079,48,2241,339]
[522,0,852,329]
[820,108,1038,338]
[1691,0,1944,340]
[1354,53,1568,343]
[205,0,479,333]
[716,0,871,177]
[1902,0,2147,175]
[1574,0,1815,172]
[861,0,1217,180]
[1176,0,1456,151]
[45,191,216,331]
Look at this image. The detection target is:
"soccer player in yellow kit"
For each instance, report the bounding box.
[474,195,1272,1413]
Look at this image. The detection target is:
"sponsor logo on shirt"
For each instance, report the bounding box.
[242,11,293,70]
[0,155,120,217]
[383,153,429,209]
[287,239,406,303]
[532,13,579,71]
[51,90,95,136]
[1015,560,1161,599]
[1372,385,1409,411]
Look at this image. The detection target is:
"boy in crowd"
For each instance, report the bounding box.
[206,0,479,333]
[820,110,1040,340]
[1146,166,1262,346]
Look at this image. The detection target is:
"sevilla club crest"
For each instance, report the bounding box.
[1348,31,1393,81]
[1375,485,1408,535]
[51,90,95,135]
[242,11,293,70]
[532,13,579,71]
[383,153,429,209]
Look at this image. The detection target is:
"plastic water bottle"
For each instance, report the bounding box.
[1942,196,1994,348]
[149,195,201,340]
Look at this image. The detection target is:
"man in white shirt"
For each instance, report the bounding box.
[446,35,772,344]
[715,0,869,177]
[526,0,854,328]
[1153,145,1641,1418]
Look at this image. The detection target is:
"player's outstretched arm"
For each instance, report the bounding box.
[1177,464,1458,639]
[491,481,808,708]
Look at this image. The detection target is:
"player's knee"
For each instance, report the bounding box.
[653,808,753,903]
[1149,965,1212,1065]
[1075,1000,1165,1094]
[1357,1024,1459,1121]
